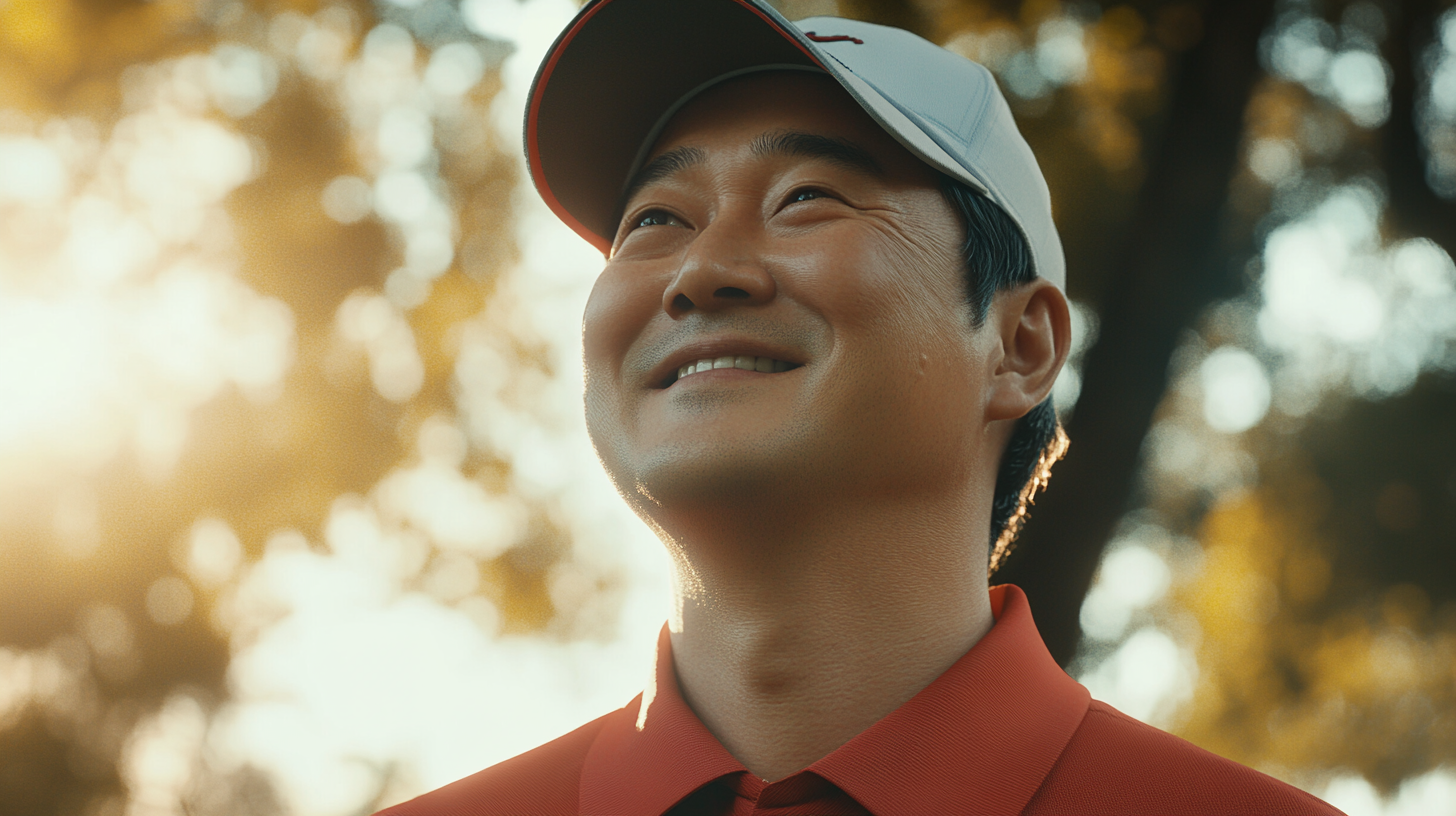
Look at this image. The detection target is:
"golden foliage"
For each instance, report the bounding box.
[1176,486,1456,791]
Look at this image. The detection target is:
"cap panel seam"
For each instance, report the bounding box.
[849,70,982,178]
[836,68,1045,279]
[848,71,1011,207]
[955,83,996,166]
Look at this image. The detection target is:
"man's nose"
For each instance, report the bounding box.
[661,217,776,318]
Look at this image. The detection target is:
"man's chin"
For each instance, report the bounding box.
[615,436,817,516]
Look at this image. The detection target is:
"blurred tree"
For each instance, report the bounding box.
[1174,372,1456,791]
[996,0,1279,665]
[0,0,529,811]
[1384,0,1456,259]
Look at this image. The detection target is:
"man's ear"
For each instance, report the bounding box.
[985,280,1071,423]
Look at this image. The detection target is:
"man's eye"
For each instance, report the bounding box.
[788,188,829,203]
[633,210,682,229]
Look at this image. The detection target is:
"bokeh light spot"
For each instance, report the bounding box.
[321,175,374,224]
[0,137,66,203]
[425,42,486,96]
[187,517,243,587]
[1200,346,1271,433]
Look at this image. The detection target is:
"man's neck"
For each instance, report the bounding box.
[662,495,995,783]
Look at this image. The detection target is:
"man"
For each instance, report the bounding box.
[380,1,1343,813]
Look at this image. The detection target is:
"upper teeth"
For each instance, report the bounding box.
[677,355,792,381]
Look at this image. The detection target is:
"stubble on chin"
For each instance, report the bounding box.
[593,408,828,534]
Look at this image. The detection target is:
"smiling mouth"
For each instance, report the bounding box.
[664,355,802,387]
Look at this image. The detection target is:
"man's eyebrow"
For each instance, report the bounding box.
[621,146,706,206]
[749,130,883,177]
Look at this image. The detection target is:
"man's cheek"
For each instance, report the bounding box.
[583,385,629,479]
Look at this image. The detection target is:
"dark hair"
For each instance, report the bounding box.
[939,176,1069,574]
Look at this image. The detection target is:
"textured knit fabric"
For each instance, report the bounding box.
[376,585,1344,816]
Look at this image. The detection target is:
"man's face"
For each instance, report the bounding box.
[582,72,1000,522]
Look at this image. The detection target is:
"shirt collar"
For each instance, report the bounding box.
[580,584,1090,816]
[579,622,745,815]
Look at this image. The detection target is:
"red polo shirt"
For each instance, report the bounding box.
[378,585,1343,815]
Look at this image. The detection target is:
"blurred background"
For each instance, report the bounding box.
[0,0,1453,813]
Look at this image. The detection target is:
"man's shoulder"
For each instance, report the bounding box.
[1025,700,1345,815]
[373,706,626,816]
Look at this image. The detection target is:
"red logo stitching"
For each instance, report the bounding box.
[804,31,864,44]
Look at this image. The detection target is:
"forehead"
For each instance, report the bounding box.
[642,72,936,183]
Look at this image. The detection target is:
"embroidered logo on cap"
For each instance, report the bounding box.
[804,31,864,44]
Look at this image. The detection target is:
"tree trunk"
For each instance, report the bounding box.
[1382,0,1456,259]
[995,0,1277,667]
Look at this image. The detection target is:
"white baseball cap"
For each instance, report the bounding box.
[524,0,1065,289]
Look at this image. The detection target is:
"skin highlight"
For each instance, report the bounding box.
[581,73,1070,782]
